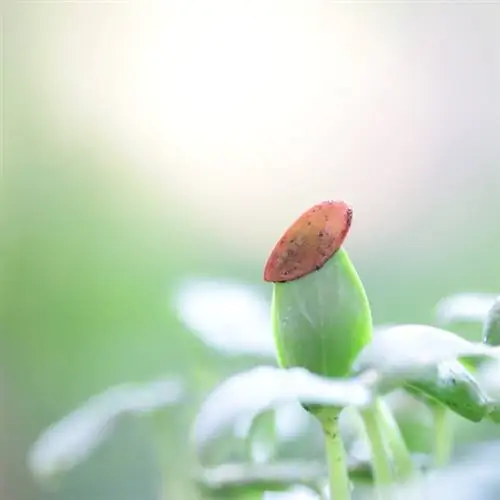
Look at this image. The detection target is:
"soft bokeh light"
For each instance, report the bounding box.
[5,1,500,499]
[17,0,445,254]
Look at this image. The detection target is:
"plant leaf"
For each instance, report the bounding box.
[482,297,500,346]
[435,293,498,327]
[173,278,275,357]
[405,361,489,422]
[28,378,183,479]
[272,248,372,380]
[354,324,496,381]
[192,366,372,455]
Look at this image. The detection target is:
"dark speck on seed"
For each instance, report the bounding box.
[263,200,352,282]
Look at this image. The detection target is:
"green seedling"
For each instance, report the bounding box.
[265,201,372,394]
[29,197,500,500]
[192,265,500,499]
[264,201,374,500]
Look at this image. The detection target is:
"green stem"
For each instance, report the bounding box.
[375,399,415,481]
[361,406,393,499]
[155,425,181,500]
[322,415,351,500]
[245,409,276,463]
[152,410,196,500]
[432,404,452,467]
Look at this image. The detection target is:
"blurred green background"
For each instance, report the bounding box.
[4,1,500,499]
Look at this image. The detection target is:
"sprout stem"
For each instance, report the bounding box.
[323,415,351,500]
[432,404,452,467]
[374,399,415,481]
[245,410,276,463]
[361,406,393,499]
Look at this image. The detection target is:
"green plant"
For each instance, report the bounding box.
[26,202,500,500]
[192,202,500,500]
[265,202,372,499]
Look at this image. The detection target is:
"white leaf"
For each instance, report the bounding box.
[28,379,183,479]
[173,278,275,356]
[355,324,496,379]
[435,293,498,326]
[192,366,372,453]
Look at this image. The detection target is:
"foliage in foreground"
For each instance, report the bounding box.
[27,201,500,500]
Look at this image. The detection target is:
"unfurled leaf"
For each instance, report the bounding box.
[354,324,496,381]
[435,293,498,327]
[28,379,183,479]
[173,278,274,356]
[405,361,489,422]
[482,297,500,346]
[192,366,372,455]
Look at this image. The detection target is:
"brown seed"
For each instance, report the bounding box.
[263,201,352,283]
